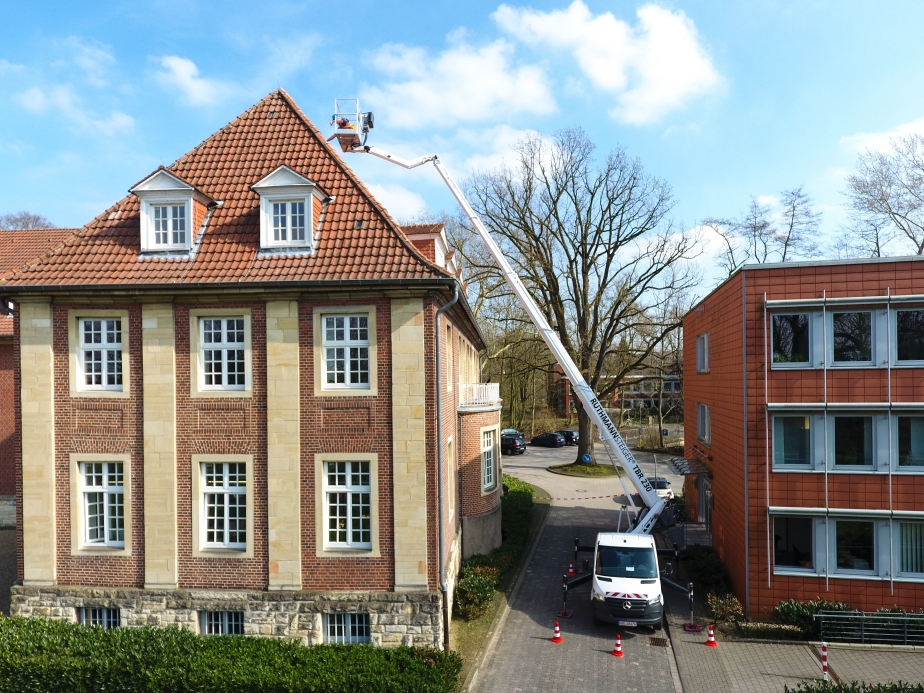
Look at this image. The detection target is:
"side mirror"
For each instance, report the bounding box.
[661,562,673,576]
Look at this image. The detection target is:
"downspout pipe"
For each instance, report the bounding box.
[435,280,460,651]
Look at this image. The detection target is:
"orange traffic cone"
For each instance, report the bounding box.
[567,561,575,577]
[551,621,563,644]
[611,633,624,657]
[705,623,718,647]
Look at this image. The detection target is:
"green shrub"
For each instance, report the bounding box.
[733,621,802,640]
[707,593,744,623]
[771,598,852,637]
[0,616,462,693]
[786,682,924,693]
[684,545,730,594]
[455,574,495,621]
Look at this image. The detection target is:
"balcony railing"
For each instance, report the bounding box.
[458,382,501,410]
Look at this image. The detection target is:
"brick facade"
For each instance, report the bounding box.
[685,259,924,616]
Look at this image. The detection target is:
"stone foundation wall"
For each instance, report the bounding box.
[11,585,442,647]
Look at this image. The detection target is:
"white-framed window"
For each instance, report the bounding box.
[448,437,456,520]
[322,314,370,389]
[201,462,247,550]
[772,516,814,571]
[896,415,924,468]
[894,308,924,364]
[271,201,307,243]
[695,332,709,373]
[697,403,711,444]
[200,317,246,391]
[482,430,496,490]
[78,318,123,391]
[772,415,813,468]
[834,519,876,574]
[324,461,372,550]
[81,462,125,549]
[831,415,874,468]
[152,204,187,246]
[78,607,120,629]
[771,313,811,366]
[898,522,924,576]
[201,611,244,636]
[325,613,370,644]
[830,310,875,365]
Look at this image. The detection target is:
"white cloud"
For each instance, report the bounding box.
[366,183,428,220]
[155,56,233,106]
[58,37,116,87]
[756,194,780,207]
[449,125,542,174]
[839,117,924,153]
[259,34,318,84]
[0,59,25,76]
[493,1,722,125]
[360,38,556,128]
[12,85,134,135]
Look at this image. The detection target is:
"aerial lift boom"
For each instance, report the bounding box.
[333,105,665,533]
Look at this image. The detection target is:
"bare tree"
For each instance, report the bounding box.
[0,211,55,229]
[703,187,821,276]
[461,128,699,464]
[845,134,924,255]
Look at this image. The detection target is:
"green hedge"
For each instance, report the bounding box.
[771,599,852,638]
[683,545,730,595]
[0,616,462,693]
[454,475,535,620]
[786,683,924,693]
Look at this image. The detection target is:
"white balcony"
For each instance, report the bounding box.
[458,382,501,411]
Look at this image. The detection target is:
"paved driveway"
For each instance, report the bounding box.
[473,442,681,693]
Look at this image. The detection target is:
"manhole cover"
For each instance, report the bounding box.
[649,637,668,647]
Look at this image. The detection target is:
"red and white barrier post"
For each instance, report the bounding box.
[821,642,828,682]
[705,623,718,647]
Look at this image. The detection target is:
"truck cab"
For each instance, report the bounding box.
[590,533,664,630]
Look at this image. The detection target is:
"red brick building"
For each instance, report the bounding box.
[684,258,924,617]
[4,90,501,646]
[0,229,76,527]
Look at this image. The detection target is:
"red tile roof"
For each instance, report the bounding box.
[0,227,77,335]
[0,90,449,290]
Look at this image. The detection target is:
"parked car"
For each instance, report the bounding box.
[501,428,522,436]
[651,477,674,500]
[501,435,526,455]
[556,429,579,445]
[531,432,566,447]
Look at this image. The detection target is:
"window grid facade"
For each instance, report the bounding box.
[323,315,370,388]
[202,462,247,550]
[325,613,370,644]
[202,611,244,636]
[482,430,496,490]
[79,607,120,629]
[152,204,186,246]
[201,318,246,390]
[82,462,125,548]
[79,318,123,390]
[325,461,372,549]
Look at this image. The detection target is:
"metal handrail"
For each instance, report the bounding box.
[814,610,924,645]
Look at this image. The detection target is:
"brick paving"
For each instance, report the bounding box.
[826,646,924,686]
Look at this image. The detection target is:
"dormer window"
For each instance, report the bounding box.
[252,166,320,251]
[130,167,213,254]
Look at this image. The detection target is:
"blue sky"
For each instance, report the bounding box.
[4,1,924,286]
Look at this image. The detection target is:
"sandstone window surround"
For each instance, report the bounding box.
[312,305,378,398]
[78,607,120,629]
[480,425,499,494]
[188,308,252,399]
[190,455,255,559]
[313,453,380,558]
[68,453,132,557]
[325,613,370,643]
[201,610,244,635]
[68,309,131,399]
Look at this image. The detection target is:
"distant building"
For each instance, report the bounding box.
[684,258,924,616]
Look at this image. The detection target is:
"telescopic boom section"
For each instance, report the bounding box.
[354,144,665,533]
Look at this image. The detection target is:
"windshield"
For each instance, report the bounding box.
[595,546,658,579]
[653,479,670,490]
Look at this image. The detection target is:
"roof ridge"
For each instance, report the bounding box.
[275,89,452,281]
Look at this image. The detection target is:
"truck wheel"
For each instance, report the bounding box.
[653,620,663,632]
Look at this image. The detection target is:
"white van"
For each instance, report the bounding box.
[590,532,664,630]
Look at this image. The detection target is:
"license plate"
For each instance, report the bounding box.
[617,620,637,627]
